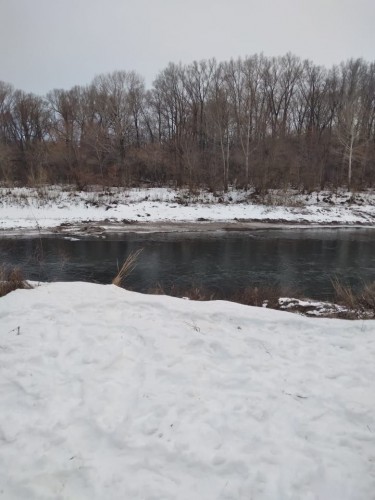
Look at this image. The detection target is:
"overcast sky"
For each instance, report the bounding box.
[1,0,374,95]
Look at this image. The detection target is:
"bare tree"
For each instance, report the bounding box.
[336,59,367,190]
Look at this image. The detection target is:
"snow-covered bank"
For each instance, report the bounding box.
[1,186,375,233]
[1,282,375,499]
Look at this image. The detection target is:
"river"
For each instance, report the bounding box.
[1,228,374,299]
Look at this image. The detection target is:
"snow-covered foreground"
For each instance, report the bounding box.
[1,186,375,232]
[1,283,375,499]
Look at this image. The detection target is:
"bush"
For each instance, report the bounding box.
[332,278,375,317]
[0,265,32,297]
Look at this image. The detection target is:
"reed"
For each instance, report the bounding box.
[112,249,143,287]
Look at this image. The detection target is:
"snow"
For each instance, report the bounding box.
[278,297,354,317]
[0,186,374,232]
[1,282,375,499]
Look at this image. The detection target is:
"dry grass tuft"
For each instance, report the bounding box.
[112,249,143,287]
[359,282,375,312]
[332,277,375,317]
[331,278,357,310]
[0,265,32,297]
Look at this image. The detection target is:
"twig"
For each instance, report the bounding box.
[283,391,308,399]
[9,326,21,335]
[184,321,200,332]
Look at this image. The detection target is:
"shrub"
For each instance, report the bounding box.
[0,265,32,297]
[332,278,375,317]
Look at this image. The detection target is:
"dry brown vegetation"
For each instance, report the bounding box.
[332,278,375,317]
[147,284,300,309]
[0,265,32,297]
[148,281,375,319]
[1,55,374,192]
[112,249,143,287]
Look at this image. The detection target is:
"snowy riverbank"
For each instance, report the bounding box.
[1,186,375,234]
[1,282,375,499]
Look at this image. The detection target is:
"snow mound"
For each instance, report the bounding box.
[1,283,375,499]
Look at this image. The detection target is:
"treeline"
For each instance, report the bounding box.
[0,54,374,191]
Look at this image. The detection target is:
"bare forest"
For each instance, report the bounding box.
[1,54,374,192]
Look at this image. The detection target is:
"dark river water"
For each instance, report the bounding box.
[1,228,375,299]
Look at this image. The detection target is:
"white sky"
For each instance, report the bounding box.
[1,0,374,95]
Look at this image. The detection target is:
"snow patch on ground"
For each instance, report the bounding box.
[1,282,375,499]
[278,297,359,317]
[0,186,374,231]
